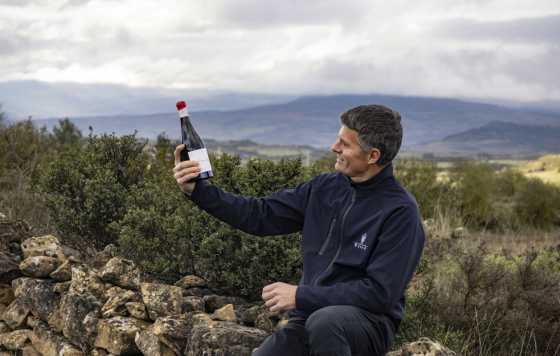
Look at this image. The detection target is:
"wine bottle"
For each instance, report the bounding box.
[176,100,213,180]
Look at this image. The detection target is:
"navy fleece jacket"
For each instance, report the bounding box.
[188,164,425,329]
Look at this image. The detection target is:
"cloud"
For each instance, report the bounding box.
[434,14,560,44]
[0,0,37,6]
[1,0,559,105]
[218,0,371,29]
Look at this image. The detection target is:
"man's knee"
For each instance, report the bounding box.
[305,305,352,337]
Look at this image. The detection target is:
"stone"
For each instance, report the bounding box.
[59,343,84,356]
[99,257,141,290]
[254,311,276,333]
[0,329,32,350]
[11,278,58,322]
[182,287,213,297]
[92,244,118,270]
[101,286,140,318]
[69,266,106,301]
[185,316,268,356]
[30,323,66,356]
[0,284,14,305]
[49,260,73,282]
[239,304,262,326]
[22,345,41,356]
[26,315,41,329]
[151,316,192,354]
[135,329,176,356]
[203,294,247,313]
[19,256,59,278]
[141,283,204,320]
[0,321,9,333]
[386,337,457,356]
[174,275,207,289]
[125,302,148,320]
[2,298,30,329]
[46,306,64,333]
[90,348,109,356]
[53,281,71,295]
[0,252,21,284]
[20,235,65,262]
[56,292,102,349]
[94,316,149,355]
[60,246,82,263]
[212,304,237,322]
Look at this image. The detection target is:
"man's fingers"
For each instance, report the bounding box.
[174,166,200,180]
[178,172,200,184]
[265,297,278,308]
[173,160,200,173]
[174,144,185,165]
[261,290,275,301]
[269,302,283,314]
[262,282,280,293]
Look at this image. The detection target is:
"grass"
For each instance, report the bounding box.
[434,154,560,186]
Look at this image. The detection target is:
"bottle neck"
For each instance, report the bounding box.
[178,108,189,118]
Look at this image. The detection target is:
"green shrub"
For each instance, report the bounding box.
[394,159,458,220]
[40,133,149,250]
[451,162,497,229]
[0,119,53,228]
[514,178,560,230]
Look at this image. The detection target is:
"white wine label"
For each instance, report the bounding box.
[189,148,212,173]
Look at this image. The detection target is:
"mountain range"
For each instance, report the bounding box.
[2,80,559,157]
[26,94,560,156]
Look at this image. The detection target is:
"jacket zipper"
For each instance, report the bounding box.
[318,217,337,255]
[313,190,356,286]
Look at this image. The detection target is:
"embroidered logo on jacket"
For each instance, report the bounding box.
[354,233,368,251]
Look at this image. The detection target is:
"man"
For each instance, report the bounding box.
[173,105,425,356]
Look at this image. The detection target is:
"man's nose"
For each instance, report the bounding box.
[331,141,340,153]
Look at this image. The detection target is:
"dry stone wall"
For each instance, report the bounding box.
[0,216,454,356]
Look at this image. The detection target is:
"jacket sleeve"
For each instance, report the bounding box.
[295,204,425,314]
[187,178,313,236]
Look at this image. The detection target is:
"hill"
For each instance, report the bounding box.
[415,121,560,156]
[31,94,560,153]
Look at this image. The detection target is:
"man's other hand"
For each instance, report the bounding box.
[173,144,200,195]
[262,282,297,315]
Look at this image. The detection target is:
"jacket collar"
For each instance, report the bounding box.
[345,163,394,191]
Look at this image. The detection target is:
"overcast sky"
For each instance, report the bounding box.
[1,0,559,103]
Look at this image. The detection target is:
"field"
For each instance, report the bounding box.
[434,154,560,186]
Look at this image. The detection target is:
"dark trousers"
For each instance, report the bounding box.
[252,305,395,356]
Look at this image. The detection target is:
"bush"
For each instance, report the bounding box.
[40,133,149,250]
[398,240,560,355]
[514,178,560,230]
[0,119,53,229]
[451,162,497,229]
[394,159,458,220]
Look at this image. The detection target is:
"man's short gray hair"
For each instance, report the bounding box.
[340,105,403,165]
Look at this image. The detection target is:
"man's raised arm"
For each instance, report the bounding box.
[173,144,312,236]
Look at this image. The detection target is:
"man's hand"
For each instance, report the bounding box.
[262,282,297,315]
[173,144,201,195]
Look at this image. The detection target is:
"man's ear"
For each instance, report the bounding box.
[368,148,381,165]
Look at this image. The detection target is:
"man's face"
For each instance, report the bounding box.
[331,126,371,178]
